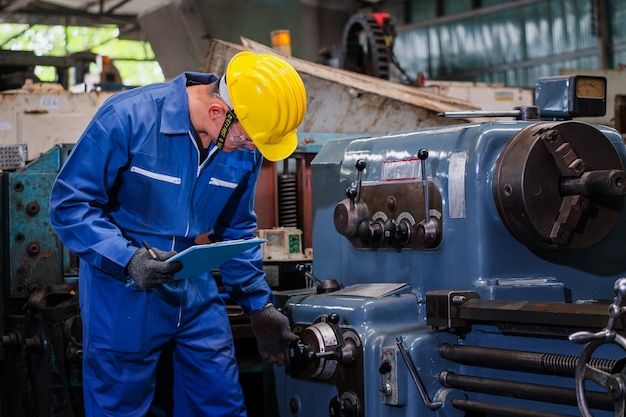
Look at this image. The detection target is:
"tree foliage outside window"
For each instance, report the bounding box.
[0,23,165,86]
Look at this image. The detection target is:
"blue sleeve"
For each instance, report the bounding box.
[49,104,137,281]
[214,155,273,312]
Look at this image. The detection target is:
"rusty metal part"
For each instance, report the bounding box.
[341,13,390,79]
[493,121,625,251]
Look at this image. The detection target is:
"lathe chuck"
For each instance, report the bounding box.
[493,121,625,251]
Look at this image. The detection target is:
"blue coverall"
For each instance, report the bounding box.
[49,72,272,417]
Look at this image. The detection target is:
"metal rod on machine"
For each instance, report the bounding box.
[439,371,613,410]
[437,107,539,120]
[438,110,523,119]
[439,343,615,378]
[418,148,430,221]
[450,398,577,417]
[396,337,443,410]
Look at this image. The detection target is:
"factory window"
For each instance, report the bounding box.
[0,23,164,89]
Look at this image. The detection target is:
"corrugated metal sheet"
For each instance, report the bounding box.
[410,3,437,22]
[443,0,473,15]
[392,0,626,87]
[612,1,626,44]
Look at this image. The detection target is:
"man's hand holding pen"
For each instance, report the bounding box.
[126,242,182,289]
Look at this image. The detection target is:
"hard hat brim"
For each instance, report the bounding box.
[255,131,298,162]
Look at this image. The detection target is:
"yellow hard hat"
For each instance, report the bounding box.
[220,51,307,162]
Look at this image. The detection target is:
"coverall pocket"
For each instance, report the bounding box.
[123,158,184,228]
[108,294,148,353]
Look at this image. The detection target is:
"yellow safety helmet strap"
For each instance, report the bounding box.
[215,109,237,150]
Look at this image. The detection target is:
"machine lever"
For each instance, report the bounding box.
[419,149,430,221]
[296,264,340,293]
[346,159,367,206]
[334,160,369,238]
[312,350,337,359]
[568,329,616,344]
[354,159,366,203]
[396,336,443,410]
[416,149,441,247]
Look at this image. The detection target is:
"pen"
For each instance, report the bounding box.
[143,240,179,288]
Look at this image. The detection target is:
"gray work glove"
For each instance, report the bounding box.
[127,247,182,289]
[249,304,298,366]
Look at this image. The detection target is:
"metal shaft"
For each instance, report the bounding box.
[560,169,626,198]
[451,398,577,417]
[439,371,613,410]
[439,343,615,378]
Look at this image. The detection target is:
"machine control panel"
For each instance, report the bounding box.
[333,155,443,250]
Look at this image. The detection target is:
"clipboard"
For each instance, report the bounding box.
[166,238,267,280]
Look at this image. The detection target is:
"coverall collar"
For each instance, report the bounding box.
[160,72,219,135]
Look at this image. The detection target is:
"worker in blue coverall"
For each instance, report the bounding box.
[49,51,307,417]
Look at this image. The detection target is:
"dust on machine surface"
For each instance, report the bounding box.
[273,74,626,417]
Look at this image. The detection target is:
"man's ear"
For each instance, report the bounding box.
[208,102,225,120]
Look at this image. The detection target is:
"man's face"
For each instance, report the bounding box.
[214,93,256,152]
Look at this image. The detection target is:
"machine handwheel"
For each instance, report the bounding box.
[575,335,626,417]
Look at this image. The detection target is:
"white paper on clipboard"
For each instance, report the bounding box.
[166,238,267,280]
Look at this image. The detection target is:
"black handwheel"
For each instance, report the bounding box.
[571,278,626,417]
[574,331,626,417]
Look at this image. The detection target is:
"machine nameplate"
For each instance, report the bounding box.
[449,151,467,219]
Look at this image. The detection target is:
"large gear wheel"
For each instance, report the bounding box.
[340,13,391,79]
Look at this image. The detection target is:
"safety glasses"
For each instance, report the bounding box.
[214,94,254,148]
[228,119,253,146]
